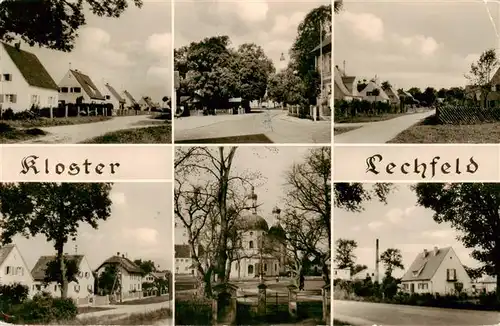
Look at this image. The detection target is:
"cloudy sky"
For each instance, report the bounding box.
[174,0,329,72]
[175,146,316,243]
[18,1,172,101]
[335,0,499,90]
[13,183,173,272]
[334,184,479,279]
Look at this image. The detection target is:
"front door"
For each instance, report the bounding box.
[410,283,415,293]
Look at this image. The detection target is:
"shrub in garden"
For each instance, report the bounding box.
[175,295,212,325]
[1,108,14,120]
[0,283,29,305]
[8,292,77,324]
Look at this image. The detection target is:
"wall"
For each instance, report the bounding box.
[175,257,195,275]
[432,249,472,295]
[0,46,58,112]
[333,268,350,280]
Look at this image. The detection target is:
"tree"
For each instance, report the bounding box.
[44,257,80,286]
[98,264,120,295]
[379,248,404,277]
[0,183,113,299]
[422,87,437,106]
[290,4,331,106]
[352,264,367,275]
[465,49,499,107]
[0,0,142,52]
[334,0,343,13]
[335,239,357,270]
[334,183,393,212]
[279,147,331,285]
[174,147,266,297]
[464,265,483,280]
[412,183,500,302]
[381,81,392,91]
[134,259,156,276]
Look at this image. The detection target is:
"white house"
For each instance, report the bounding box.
[58,69,106,105]
[175,244,195,275]
[385,87,400,105]
[334,66,362,102]
[358,80,390,103]
[0,244,34,294]
[122,90,138,109]
[102,83,125,113]
[144,271,167,283]
[333,267,351,281]
[95,253,143,297]
[31,254,94,302]
[0,42,59,112]
[400,246,471,295]
[472,275,496,294]
[351,268,377,281]
[229,189,283,280]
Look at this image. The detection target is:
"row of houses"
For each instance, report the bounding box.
[0,41,163,113]
[334,246,496,295]
[0,244,169,304]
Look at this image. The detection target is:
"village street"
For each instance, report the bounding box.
[78,300,172,324]
[174,110,331,143]
[19,115,161,144]
[334,300,500,325]
[334,109,435,143]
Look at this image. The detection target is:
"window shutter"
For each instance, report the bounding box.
[0,94,3,103]
[12,94,17,103]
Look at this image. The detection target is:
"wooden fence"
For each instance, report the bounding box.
[437,105,500,124]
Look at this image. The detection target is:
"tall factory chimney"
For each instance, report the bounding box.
[375,238,380,284]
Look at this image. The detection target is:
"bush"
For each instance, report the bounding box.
[175,296,212,325]
[0,283,29,305]
[1,108,14,120]
[8,292,77,324]
[0,122,14,133]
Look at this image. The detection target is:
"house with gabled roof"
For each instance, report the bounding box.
[175,244,195,275]
[334,66,362,102]
[358,80,390,103]
[0,42,59,112]
[58,69,106,105]
[400,246,471,295]
[0,244,34,293]
[122,90,138,109]
[102,83,125,113]
[31,254,94,302]
[95,253,143,299]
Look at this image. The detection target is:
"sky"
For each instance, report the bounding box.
[335,0,500,90]
[175,146,316,244]
[11,183,173,272]
[16,1,172,101]
[334,184,479,279]
[174,0,329,72]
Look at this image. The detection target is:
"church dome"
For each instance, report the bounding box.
[239,213,269,232]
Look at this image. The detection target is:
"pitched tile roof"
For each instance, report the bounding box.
[0,244,15,267]
[70,69,105,100]
[2,42,58,91]
[31,255,84,281]
[143,96,156,108]
[97,255,142,274]
[401,247,452,282]
[123,90,138,105]
[105,83,125,103]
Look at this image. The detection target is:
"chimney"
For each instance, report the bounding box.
[433,246,439,256]
[375,239,379,284]
[423,249,428,258]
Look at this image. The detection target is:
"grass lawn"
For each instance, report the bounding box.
[4,116,110,128]
[334,126,361,135]
[175,133,273,144]
[82,124,171,144]
[0,123,47,143]
[77,306,115,314]
[116,296,169,305]
[74,308,171,325]
[389,115,500,143]
[335,112,408,123]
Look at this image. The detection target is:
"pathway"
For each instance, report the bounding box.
[334,110,435,143]
[77,300,171,320]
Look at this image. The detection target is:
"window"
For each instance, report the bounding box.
[264,264,267,272]
[249,241,254,249]
[85,272,89,278]
[79,272,83,278]
[74,285,80,292]
[60,87,68,93]
[3,74,12,81]
[248,265,254,274]
[31,95,39,104]
[105,95,111,100]
[16,267,22,276]
[36,284,41,291]
[0,94,3,103]
[5,94,16,103]
[54,285,57,291]
[5,266,10,275]
[275,264,277,272]
[447,268,457,281]
[72,87,81,93]
[250,232,253,236]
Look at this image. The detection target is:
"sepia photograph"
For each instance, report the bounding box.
[174,146,331,325]
[334,0,500,144]
[0,0,172,144]
[333,183,500,325]
[0,182,173,325]
[173,0,332,144]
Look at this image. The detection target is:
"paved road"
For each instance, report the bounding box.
[20,115,160,144]
[174,110,331,143]
[334,110,435,143]
[334,300,500,325]
[77,300,172,320]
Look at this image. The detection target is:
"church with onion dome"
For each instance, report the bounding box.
[229,187,286,280]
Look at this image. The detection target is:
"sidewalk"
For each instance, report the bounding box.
[174,113,253,131]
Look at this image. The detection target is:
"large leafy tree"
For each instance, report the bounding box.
[44,258,80,286]
[465,49,499,107]
[334,238,357,270]
[412,183,500,301]
[134,259,157,276]
[0,0,142,52]
[290,4,331,105]
[380,248,404,277]
[334,183,393,212]
[98,264,120,295]
[267,67,307,106]
[0,183,113,298]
